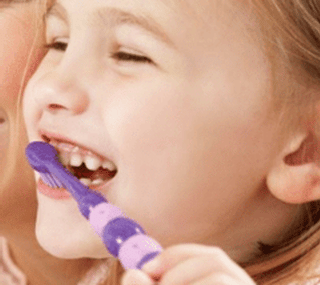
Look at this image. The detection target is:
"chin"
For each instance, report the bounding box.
[35,225,110,258]
[35,201,111,258]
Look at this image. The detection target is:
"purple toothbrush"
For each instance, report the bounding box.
[25,141,163,270]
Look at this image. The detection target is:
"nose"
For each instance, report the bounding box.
[33,67,90,116]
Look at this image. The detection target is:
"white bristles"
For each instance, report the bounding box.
[41,173,60,188]
[45,173,58,188]
[52,174,64,188]
[40,173,52,187]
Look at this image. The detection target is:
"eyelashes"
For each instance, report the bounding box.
[0,0,30,3]
[44,42,67,52]
[44,41,153,64]
[111,51,153,64]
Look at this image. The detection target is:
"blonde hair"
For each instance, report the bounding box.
[241,1,320,284]
[101,1,320,284]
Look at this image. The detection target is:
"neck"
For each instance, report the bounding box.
[6,222,99,285]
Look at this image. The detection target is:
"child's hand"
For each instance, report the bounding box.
[121,244,256,285]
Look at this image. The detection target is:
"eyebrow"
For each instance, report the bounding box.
[97,7,174,46]
[45,2,174,47]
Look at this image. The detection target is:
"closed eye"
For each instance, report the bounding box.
[112,51,153,64]
[45,41,68,52]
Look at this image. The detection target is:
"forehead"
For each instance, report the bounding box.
[46,0,259,62]
[47,0,244,23]
[46,0,254,48]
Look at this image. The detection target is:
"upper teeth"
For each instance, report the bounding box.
[70,152,82,167]
[51,140,116,172]
[69,151,116,172]
[84,155,101,171]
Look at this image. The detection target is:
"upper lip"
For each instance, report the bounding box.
[38,129,116,164]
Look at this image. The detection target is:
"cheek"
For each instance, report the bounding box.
[0,12,45,106]
[0,109,9,169]
[102,76,277,202]
[104,78,195,152]
[0,8,45,184]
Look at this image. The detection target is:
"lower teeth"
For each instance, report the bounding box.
[79,178,104,186]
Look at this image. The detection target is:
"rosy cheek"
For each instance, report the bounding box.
[0,12,46,97]
[0,109,9,167]
[0,109,9,140]
[23,47,46,89]
[20,29,46,90]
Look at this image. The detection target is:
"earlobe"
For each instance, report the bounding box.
[267,133,320,204]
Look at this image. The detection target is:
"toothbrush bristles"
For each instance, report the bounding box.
[40,173,53,187]
[46,173,59,188]
[41,173,60,188]
[52,173,64,188]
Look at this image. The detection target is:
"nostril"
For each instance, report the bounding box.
[45,92,89,115]
[48,103,66,110]
[47,103,68,114]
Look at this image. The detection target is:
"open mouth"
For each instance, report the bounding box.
[42,134,117,188]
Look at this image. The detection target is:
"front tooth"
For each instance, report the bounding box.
[70,153,83,167]
[79,178,91,186]
[102,160,116,171]
[84,155,101,171]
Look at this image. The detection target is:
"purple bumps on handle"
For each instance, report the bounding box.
[118,234,163,270]
[26,141,164,271]
[77,190,106,219]
[89,202,125,236]
[102,217,145,257]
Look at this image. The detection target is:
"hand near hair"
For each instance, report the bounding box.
[121,244,256,285]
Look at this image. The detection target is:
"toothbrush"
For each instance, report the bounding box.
[25,141,163,270]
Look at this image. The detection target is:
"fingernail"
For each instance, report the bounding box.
[122,270,154,285]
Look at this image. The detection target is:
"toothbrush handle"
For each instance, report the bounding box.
[25,141,162,269]
[48,163,163,269]
[88,202,163,270]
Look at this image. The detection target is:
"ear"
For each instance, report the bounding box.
[267,132,320,204]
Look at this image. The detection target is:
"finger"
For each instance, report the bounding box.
[121,269,155,285]
[157,255,255,285]
[157,245,253,284]
[192,273,241,285]
[158,255,226,285]
[143,244,252,282]
[143,244,224,278]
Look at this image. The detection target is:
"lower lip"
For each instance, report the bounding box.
[37,178,72,200]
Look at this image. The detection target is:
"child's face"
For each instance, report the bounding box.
[23,0,294,261]
[0,1,43,169]
[0,2,44,222]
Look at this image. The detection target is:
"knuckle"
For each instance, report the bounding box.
[209,246,226,256]
[209,273,238,285]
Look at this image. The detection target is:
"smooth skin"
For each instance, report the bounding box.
[123,244,256,285]
[0,1,98,284]
[23,0,320,284]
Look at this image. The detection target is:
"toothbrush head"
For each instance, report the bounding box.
[25,142,163,269]
[26,141,70,189]
[25,141,59,174]
[25,141,107,218]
